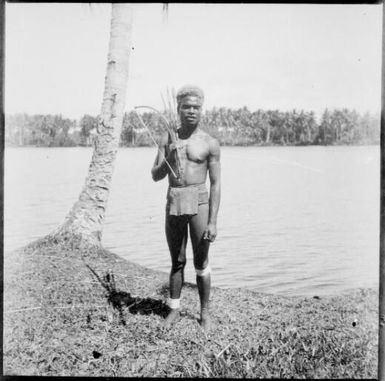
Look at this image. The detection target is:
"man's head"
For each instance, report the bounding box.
[176,85,204,109]
[176,85,204,128]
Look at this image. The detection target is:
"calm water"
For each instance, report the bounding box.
[4,146,380,296]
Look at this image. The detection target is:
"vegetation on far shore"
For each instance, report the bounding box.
[5,107,380,148]
[4,239,378,378]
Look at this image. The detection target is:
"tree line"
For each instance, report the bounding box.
[5,107,380,147]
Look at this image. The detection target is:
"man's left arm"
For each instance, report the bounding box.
[204,138,221,242]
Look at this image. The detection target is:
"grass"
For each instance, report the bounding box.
[3,239,378,377]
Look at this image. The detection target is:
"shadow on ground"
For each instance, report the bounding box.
[85,264,170,324]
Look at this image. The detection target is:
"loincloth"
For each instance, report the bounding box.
[166,183,209,216]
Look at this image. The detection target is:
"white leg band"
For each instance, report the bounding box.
[167,298,180,309]
[195,265,211,277]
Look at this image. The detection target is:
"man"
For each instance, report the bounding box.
[151,85,221,331]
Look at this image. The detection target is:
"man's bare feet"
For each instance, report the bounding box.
[163,308,180,327]
[199,308,211,332]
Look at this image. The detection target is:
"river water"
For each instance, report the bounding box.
[4,146,380,296]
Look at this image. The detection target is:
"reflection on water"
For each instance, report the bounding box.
[4,146,380,296]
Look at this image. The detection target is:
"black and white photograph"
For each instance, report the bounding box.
[3,2,382,378]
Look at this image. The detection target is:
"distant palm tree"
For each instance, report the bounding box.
[49,4,133,248]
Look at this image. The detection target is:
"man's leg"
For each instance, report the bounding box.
[164,214,188,326]
[189,203,211,331]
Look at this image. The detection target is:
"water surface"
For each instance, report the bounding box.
[4,146,380,296]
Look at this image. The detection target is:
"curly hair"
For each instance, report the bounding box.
[176,85,204,107]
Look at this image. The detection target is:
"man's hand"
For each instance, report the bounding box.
[203,223,217,242]
[168,142,177,152]
[168,141,183,153]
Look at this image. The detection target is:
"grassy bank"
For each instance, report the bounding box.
[4,241,378,378]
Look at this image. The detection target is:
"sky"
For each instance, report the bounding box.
[5,3,383,120]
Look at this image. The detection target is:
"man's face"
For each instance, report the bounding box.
[178,96,202,127]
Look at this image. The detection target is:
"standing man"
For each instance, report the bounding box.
[151,85,221,331]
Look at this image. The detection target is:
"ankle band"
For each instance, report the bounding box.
[167,298,180,309]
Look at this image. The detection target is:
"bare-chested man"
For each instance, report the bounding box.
[151,85,221,331]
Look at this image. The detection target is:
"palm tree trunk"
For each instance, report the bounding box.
[49,4,133,248]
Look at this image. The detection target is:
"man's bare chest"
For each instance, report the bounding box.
[176,136,209,164]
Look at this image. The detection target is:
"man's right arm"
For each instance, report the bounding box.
[151,132,172,182]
